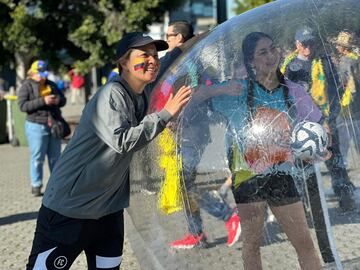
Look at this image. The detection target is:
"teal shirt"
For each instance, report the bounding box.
[212,80,293,143]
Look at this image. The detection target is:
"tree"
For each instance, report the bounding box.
[234,0,274,14]
[0,0,184,87]
[0,1,14,73]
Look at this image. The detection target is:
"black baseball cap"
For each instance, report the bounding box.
[116,32,168,60]
[295,27,315,43]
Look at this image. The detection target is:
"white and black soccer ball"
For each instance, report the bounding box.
[291,121,328,161]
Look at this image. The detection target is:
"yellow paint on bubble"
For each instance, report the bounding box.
[158,128,183,215]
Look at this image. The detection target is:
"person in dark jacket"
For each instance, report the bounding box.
[283,27,356,211]
[18,60,66,196]
[26,33,191,270]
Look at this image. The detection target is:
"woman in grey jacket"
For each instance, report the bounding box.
[18,60,66,197]
[26,33,192,270]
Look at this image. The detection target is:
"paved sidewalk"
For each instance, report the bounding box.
[0,102,141,269]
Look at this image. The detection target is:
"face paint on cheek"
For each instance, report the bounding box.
[132,57,146,71]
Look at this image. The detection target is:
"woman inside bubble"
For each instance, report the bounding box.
[195,32,325,269]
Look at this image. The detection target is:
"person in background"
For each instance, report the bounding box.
[55,77,66,93]
[0,78,6,100]
[162,20,241,249]
[332,31,360,166]
[18,60,66,196]
[283,26,356,211]
[26,32,191,269]
[107,67,119,82]
[68,68,85,105]
[159,20,195,76]
[62,71,71,91]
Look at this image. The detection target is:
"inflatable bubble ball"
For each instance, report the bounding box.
[127,0,360,269]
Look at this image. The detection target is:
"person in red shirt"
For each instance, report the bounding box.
[68,68,85,105]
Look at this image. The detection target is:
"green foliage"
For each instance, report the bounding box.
[0,0,185,73]
[3,3,42,55]
[0,2,13,68]
[234,0,274,14]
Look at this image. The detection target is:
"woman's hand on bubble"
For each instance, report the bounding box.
[164,85,192,117]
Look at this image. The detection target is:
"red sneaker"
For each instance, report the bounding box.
[225,212,241,247]
[170,233,208,249]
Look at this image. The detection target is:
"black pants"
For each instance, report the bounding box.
[232,171,300,207]
[325,119,354,195]
[27,205,124,270]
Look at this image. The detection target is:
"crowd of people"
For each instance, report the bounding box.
[10,16,358,270]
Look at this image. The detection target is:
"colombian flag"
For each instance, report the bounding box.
[133,57,145,71]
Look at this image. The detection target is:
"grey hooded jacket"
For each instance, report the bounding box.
[42,76,172,219]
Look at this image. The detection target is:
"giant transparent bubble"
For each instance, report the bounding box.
[128,0,360,269]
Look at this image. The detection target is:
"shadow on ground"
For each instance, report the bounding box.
[0,211,38,226]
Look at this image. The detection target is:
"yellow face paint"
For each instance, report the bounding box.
[132,57,146,71]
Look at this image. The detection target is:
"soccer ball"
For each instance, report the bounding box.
[291,121,328,161]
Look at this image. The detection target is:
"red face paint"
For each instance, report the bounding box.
[133,57,146,71]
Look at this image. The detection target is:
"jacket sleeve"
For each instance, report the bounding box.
[50,81,67,108]
[323,57,342,120]
[324,58,342,94]
[17,80,47,114]
[91,84,172,154]
[58,92,66,108]
[284,61,296,82]
[287,80,323,123]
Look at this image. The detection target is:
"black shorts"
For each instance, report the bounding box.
[232,172,300,207]
[27,205,124,270]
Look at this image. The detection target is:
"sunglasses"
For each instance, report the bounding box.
[166,33,179,39]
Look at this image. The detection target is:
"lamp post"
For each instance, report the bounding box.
[216,0,227,24]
